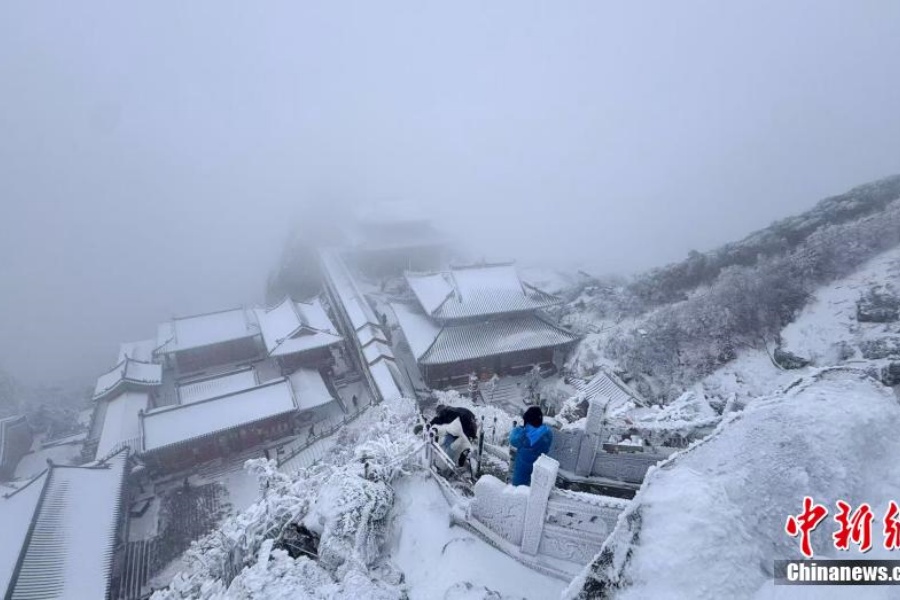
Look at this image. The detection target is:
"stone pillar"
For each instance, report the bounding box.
[574,395,606,477]
[520,455,559,555]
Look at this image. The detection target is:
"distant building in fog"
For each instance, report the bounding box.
[342,201,449,276]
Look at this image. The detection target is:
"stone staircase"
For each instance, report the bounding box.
[484,378,527,413]
[115,539,157,600]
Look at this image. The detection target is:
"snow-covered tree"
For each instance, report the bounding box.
[152,398,421,600]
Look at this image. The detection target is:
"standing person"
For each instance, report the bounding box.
[489,372,500,400]
[468,372,480,403]
[509,407,553,486]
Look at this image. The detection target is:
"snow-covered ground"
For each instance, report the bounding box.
[781,244,900,367]
[567,370,900,600]
[390,474,565,600]
[687,245,900,409]
[220,468,263,512]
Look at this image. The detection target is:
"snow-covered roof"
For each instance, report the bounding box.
[177,367,258,405]
[369,361,403,402]
[288,368,335,411]
[391,302,442,360]
[117,338,157,363]
[141,379,297,452]
[406,263,560,320]
[0,471,45,597]
[363,341,395,366]
[93,357,162,400]
[253,298,342,357]
[406,272,454,314]
[156,307,259,354]
[357,323,389,348]
[95,391,148,458]
[575,368,647,409]
[297,299,340,334]
[418,314,579,365]
[319,250,382,332]
[2,451,128,600]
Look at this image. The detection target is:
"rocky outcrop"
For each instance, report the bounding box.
[883,362,900,386]
[860,337,900,360]
[857,286,900,323]
[773,348,810,370]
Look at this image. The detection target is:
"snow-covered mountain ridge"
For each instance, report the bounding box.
[565,244,900,599]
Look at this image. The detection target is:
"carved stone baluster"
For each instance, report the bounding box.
[520,455,559,555]
[575,395,606,476]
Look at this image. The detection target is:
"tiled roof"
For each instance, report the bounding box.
[390,302,442,360]
[287,368,335,411]
[0,471,45,596]
[3,451,128,600]
[573,369,647,408]
[362,340,395,366]
[253,298,342,358]
[320,251,382,331]
[419,314,579,365]
[95,391,148,458]
[369,361,403,403]
[406,263,561,320]
[177,368,258,405]
[116,338,157,363]
[93,357,162,400]
[141,379,297,452]
[156,307,259,354]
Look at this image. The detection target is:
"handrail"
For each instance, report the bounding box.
[276,407,366,468]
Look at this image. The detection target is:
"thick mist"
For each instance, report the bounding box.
[2,1,900,386]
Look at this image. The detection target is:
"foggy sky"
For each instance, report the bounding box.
[2,1,900,386]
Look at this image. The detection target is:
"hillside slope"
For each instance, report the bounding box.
[630,174,900,307]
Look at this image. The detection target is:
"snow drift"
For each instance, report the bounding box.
[566,369,900,600]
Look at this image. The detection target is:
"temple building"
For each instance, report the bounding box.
[253,297,343,373]
[155,307,262,375]
[138,376,303,472]
[84,298,346,472]
[391,262,580,388]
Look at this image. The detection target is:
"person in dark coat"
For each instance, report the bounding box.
[430,405,479,466]
[430,405,478,440]
[509,406,553,486]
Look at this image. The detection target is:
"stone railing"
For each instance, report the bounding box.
[549,396,666,486]
[465,455,628,576]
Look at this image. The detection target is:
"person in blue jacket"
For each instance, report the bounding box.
[509,406,553,486]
